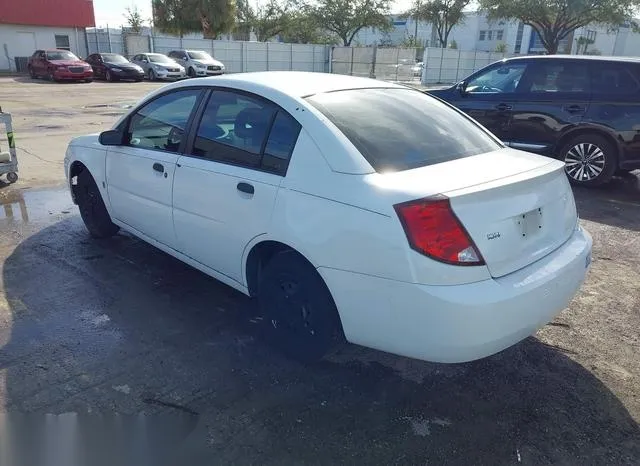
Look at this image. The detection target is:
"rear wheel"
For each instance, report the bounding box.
[560,134,617,187]
[75,170,119,238]
[257,251,342,362]
[6,172,18,184]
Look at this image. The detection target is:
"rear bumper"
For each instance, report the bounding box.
[320,226,592,363]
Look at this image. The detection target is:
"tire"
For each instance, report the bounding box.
[28,66,37,79]
[75,170,119,239]
[84,79,93,83]
[6,172,18,183]
[148,69,156,81]
[47,71,57,82]
[105,70,113,82]
[188,67,196,78]
[257,250,342,362]
[560,134,617,187]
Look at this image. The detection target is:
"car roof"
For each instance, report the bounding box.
[505,54,640,64]
[171,71,403,98]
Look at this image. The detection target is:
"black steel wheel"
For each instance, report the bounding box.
[561,134,617,187]
[257,251,342,362]
[75,170,119,238]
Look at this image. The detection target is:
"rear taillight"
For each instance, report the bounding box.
[394,196,484,266]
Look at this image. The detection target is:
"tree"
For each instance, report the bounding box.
[124,5,145,33]
[280,9,339,43]
[310,0,392,46]
[479,0,639,54]
[406,0,470,48]
[495,41,507,52]
[152,0,235,38]
[253,0,293,41]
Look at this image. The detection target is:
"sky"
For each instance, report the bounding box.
[93,0,414,27]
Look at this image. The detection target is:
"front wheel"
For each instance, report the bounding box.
[560,134,617,187]
[28,66,37,79]
[75,170,119,238]
[105,70,113,82]
[148,69,156,81]
[188,67,196,78]
[257,251,343,362]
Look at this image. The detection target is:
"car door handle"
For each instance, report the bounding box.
[237,182,254,195]
[495,103,513,111]
[564,105,585,114]
[152,162,164,173]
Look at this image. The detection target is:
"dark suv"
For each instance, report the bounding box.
[428,56,640,187]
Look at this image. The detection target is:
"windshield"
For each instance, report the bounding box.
[102,54,128,64]
[46,51,78,61]
[148,54,174,64]
[306,88,501,173]
[187,51,213,60]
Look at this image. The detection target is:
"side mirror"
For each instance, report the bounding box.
[142,59,148,63]
[99,129,124,146]
[457,81,468,95]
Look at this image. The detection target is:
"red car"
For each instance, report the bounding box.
[28,49,93,82]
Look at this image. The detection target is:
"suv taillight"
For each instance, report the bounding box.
[394,196,484,266]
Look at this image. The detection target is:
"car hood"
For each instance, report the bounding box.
[106,62,141,69]
[49,60,87,66]
[192,59,224,67]
[152,62,181,68]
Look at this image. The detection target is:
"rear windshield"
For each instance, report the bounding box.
[306,88,501,172]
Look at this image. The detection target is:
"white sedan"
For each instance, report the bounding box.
[64,72,592,363]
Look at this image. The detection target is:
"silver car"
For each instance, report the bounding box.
[168,50,225,78]
[130,53,186,81]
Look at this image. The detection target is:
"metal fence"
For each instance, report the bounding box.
[85,29,330,74]
[330,46,421,82]
[422,48,508,84]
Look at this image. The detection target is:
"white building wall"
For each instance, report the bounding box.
[0,24,86,71]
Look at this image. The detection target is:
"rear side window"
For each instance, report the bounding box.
[306,88,500,172]
[591,63,639,94]
[520,61,590,93]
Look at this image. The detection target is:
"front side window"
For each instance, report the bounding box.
[466,62,527,94]
[306,88,501,173]
[191,91,277,169]
[127,89,201,153]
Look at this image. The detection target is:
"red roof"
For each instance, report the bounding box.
[0,0,95,28]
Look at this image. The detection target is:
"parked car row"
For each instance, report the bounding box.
[27,49,225,83]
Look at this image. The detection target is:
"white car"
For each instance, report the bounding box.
[168,50,225,78]
[64,72,592,363]
[130,53,186,81]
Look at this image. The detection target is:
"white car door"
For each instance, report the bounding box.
[173,89,301,284]
[106,88,203,248]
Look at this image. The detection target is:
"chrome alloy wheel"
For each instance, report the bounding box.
[564,142,606,182]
